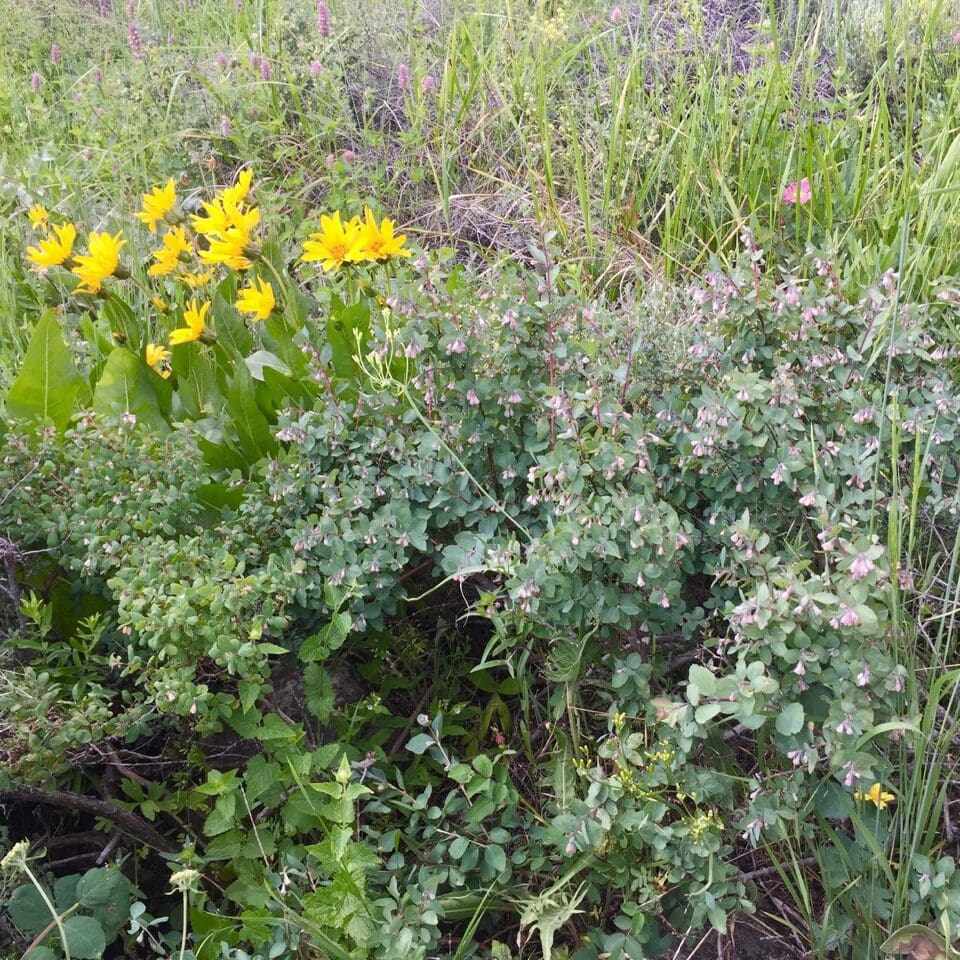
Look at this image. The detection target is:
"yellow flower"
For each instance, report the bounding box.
[195,206,260,270]
[148,225,193,277]
[136,179,178,233]
[355,206,411,261]
[145,342,172,378]
[235,276,275,321]
[169,299,212,345]
[72,230,126,294]
[220,169,253,209]
[152,297,168,312]
[302,211,364,271]
[27,204,49,232]
[180,270,215,289]
[26,222,76,270]
[189,172,260,272]
[192,191,258,239]
[854,783,896,810]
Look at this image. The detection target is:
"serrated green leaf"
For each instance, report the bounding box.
[204,792,237,836]
[304,663,335,723]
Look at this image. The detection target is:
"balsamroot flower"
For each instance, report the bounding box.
[148,225,192,277]
[193,172,260,270]
[72,231,127,294]
[235,276,275,321]
[181,270,214,289]
[356,207,411,261]
[136,179,179,232]
[169,299,213,345]
[783,178,812,206]
[26,222,76,270]
[853,783,895,810]
[145,342,171,378]
[27,205,49,231]
[302,211,363,271]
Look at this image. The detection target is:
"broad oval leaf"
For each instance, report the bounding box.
[61,915,107,960]
[92,348,168,432]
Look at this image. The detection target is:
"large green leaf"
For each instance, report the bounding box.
[7,883,50,935]
[60,915,106,959]
[76,867,126,907]
[226,363,278,461]
[92,348,168,432]
[6,309,83,432]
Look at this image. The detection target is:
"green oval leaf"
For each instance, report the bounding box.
[776,702,805,736]
[61,915,107,959]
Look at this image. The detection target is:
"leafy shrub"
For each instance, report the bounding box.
[3,205,959,956]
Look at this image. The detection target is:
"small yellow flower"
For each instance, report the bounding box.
[27,204,49,232]
[180,270,215,289]
[152,297,168,312]
[136,179,179,232]
[148,225,193,277]
[854,783,896,810]
[302,211,364,271]
[355,206,411,261]
[72,230,126,294]
[145,342,172,378]
[235,276,275,321]
[26,222,76,270]
[169,299,213,345]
